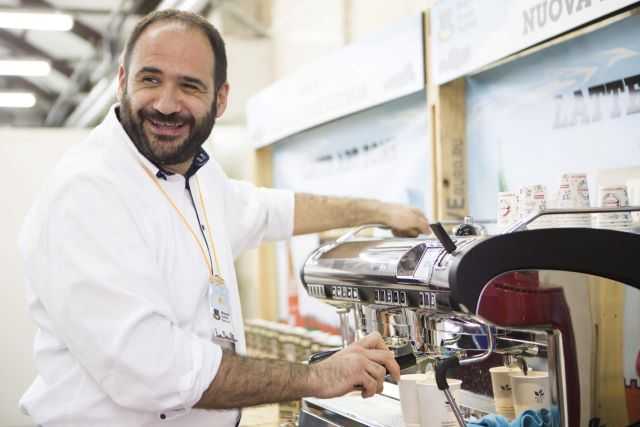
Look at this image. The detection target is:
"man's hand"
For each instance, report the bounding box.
[293,193,430,237]
[382,202,430,237]
[307,332,400,399]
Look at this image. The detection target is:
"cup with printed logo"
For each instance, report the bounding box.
[399,373,432,427]
[518,185,549,229]
[509,371,550,416]
[416,377,462,427]
[489,366,521,419]
[597,185,632,231]
[556,173,591,227]
[497,192,519,231]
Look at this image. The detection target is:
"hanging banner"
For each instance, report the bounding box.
[430,0,638,85]
[247,14,424,148]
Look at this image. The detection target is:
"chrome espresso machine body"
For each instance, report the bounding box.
[299,208,640,427]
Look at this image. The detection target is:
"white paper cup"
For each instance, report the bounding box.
[597,185,631,229]
[399,373,432,427]
[509,371,550,416]
[416,378,462,427]
[489,366,521,419]
[557,173,591,226]
[519,185,549,228]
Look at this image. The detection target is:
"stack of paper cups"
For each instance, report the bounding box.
[518,185,549,229]
[497,192,519,232]
[626,178,640,224]
[597,185,632,231]
[556,173,591,227]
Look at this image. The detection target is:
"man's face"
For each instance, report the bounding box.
[117,22,228,168]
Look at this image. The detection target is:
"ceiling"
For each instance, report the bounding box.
[0,0,225,127]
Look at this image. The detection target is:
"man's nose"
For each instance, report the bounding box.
[153,85,181,115]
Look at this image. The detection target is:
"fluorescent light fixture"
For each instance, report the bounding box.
[0,92,36,108]
[0,60,51,76]
[0,11,73,31]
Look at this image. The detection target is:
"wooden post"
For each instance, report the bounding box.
[424,10,467,222]
[589,277,629,426]
[254,146,279,321]
[430,77,467,221]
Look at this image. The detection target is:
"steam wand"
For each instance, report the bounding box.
[434,313,496,427]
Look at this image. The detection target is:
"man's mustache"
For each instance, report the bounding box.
[139,109,195,126]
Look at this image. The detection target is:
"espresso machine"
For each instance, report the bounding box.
[298,207,640,427]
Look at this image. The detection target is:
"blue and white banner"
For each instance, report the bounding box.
[466,14,640,221]
[430,0,638,84]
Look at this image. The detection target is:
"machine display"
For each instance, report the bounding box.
[299,207,640,427]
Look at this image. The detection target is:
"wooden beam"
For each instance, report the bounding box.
[432,77,467,221]
[254,146,279,321]
[589,277,629,426]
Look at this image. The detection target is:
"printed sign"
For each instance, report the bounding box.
[465,14,640,422]
[430,0,638,84]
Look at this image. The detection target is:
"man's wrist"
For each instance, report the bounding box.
[355,198,389,226]
[301,363,320,397]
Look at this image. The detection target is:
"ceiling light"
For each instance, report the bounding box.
[0,11,73,31]
[0,60,51,76]
[0,92,36,108]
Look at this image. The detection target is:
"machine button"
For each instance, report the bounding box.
[386,290,393,303]
[400,291,406,305]
[392,291,399,304]
[346,288,352,298]
[352,288,359,300]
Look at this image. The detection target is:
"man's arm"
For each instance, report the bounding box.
[194,333,399,409]
[293,193,430,237]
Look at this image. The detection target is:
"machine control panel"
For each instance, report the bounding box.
[419,291,438,309]
[373,289,408,306]
[330,285,361,302]
[307,283,326,298]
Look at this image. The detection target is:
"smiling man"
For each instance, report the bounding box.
[18,10,429,427]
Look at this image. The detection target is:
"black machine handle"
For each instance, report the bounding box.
[434,356,460,391]
[434,356,466,427]
[431,222,457,253]
[448,227,640,313]
[308,348,417,372]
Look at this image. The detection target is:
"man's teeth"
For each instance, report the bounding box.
[150,119,184,128]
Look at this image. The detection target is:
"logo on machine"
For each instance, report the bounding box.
[534,389,545,403]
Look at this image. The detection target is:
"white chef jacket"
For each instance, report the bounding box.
[18,105,294,426]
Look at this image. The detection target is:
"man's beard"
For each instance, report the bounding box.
[119,90,217,168]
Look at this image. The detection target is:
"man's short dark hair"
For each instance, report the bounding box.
[122,9,227,91]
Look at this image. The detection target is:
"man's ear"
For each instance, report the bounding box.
[215,82,229,118]
[116,64,126,101]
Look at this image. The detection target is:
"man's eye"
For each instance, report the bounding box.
[142,76,159,84]
[183,83,199,91]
